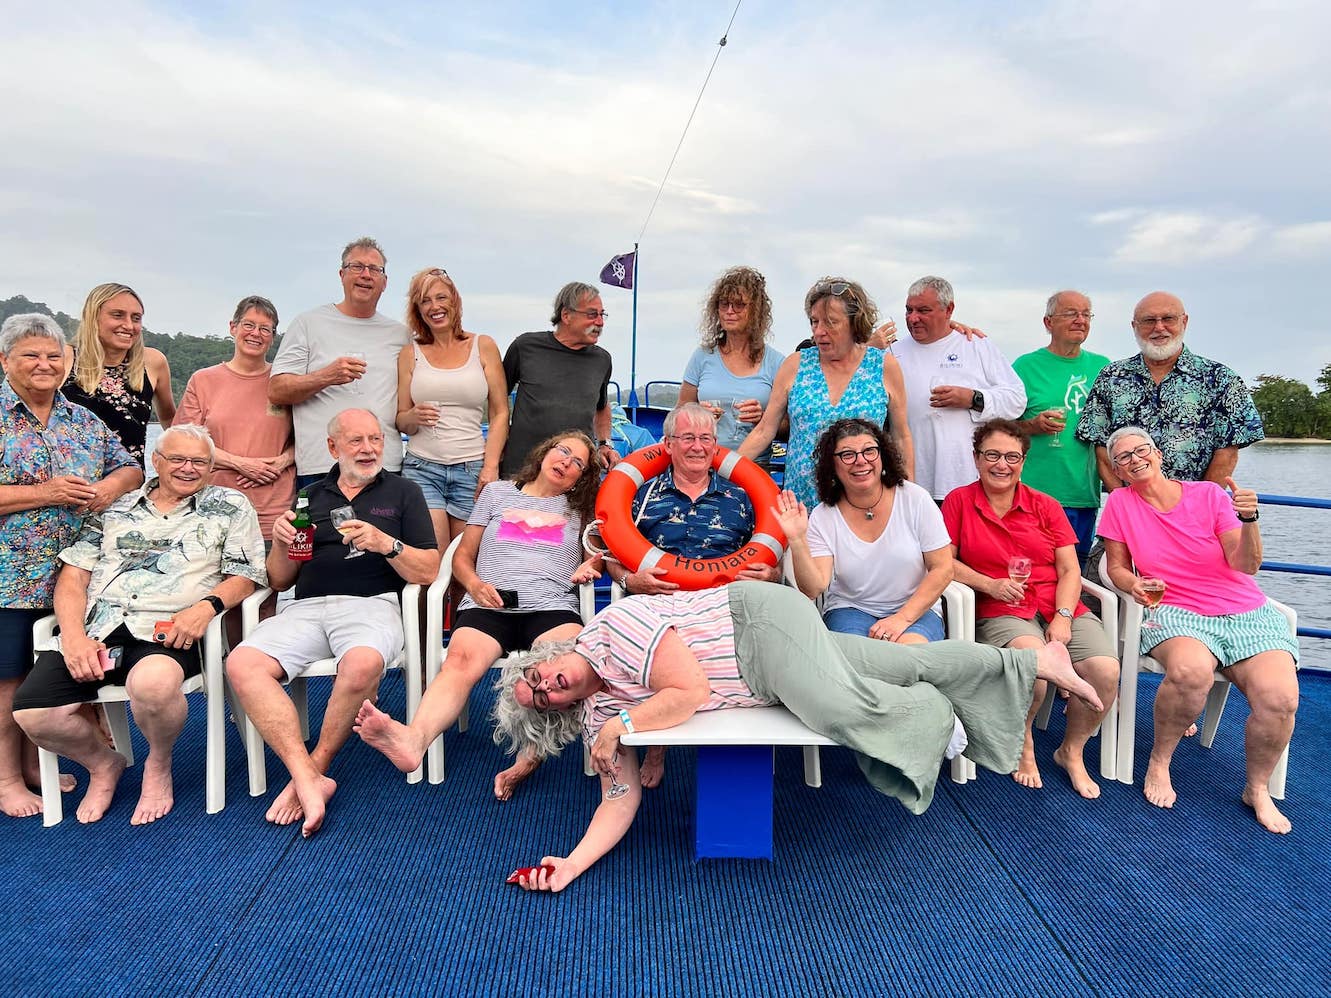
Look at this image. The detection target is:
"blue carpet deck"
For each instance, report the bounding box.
[3,673,1328,998]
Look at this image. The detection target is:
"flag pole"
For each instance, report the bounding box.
[628,242,640,409]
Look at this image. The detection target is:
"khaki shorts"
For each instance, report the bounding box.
[236,593,404,680]
[976,612,1116,662]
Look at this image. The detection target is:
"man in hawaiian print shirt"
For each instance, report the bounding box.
[1077,291,1264,490]
[14,425,265,825]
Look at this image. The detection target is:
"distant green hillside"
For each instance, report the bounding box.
[2,294,236,404]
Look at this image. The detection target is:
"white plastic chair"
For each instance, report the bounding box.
[32,610,230,826]
[236,574,434,792]
[1099,566,1295,797]
[427,530,595,783]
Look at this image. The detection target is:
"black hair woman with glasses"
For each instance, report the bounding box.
[738,276,913,508]
[355,431,603,800]
[940,419,1119,800]
[773,418,952,643]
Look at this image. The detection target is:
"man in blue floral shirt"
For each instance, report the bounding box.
[1077,291,1263,489]
[606,404,780,597]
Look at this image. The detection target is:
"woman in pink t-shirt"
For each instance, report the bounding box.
[1098,425,1298,834]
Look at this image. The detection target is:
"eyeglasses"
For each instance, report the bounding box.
[522,665,551,712]
[1111,443,1156,466]
[816,281,852,296]
[159,454,211,469]
[1133,314,1182,328]
[669,434,716,447]
[718,299,750,313]
[234,320,275,337]
[834,445,880,465]
[978,450,1025,465]
[1052,310,1094,320]
[552,444,587,472]
[428,268,449,277]
[566,308,609,321]
[342,261,386,275]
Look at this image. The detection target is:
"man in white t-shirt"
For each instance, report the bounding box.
[893,276,1027,500]
[270,237,412,484]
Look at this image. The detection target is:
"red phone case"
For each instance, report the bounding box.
[505,864,555,885]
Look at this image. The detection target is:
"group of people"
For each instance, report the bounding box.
[0,240,1300,877]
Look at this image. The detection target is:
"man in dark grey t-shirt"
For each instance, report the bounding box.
[501,282,619,476]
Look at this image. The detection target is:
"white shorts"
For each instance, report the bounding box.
[237,594,404,681]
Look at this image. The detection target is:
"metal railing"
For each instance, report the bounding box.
[1257,493,1331,641]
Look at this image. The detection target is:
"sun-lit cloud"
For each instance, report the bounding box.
[1111,213,1265,265]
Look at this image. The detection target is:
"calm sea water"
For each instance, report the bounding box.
[146,426,1329,667]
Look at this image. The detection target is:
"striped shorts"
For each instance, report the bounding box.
[1140,601,1300,669]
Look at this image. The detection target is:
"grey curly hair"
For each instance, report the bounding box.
[491,639,585,759]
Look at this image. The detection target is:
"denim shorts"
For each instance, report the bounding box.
[823,606,947,642]
[402,453,482,520]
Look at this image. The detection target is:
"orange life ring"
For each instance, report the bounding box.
[595,444,787,590]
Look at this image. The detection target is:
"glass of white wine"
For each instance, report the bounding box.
[1047,408,1067,448]
[1140,578,1166,629]
[329,505,364,559]
[1007,556,1032,604]
[346,352,366,395]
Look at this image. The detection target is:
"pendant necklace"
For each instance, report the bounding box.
[845,486,885,520]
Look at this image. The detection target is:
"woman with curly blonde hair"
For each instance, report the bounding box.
[678,266,784,465]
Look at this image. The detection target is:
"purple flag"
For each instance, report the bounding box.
[600,250,635,290]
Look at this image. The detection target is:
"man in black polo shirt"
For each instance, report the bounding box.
[227,408,439,836]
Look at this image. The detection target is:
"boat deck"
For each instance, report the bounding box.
[4,671,1326,997]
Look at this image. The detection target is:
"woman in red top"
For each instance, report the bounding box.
[941,419,1118,798]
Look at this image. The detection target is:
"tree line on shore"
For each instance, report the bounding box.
[4,293,1329,438]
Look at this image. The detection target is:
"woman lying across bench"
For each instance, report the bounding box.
[495,580,1102,892]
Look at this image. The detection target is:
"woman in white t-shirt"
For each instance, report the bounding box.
[776,418,953,643]
[677,267,785,465]
[395,268,510,554]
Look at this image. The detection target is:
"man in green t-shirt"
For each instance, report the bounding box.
[1012,290,1109,561]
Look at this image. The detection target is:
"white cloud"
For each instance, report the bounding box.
[1270,221,1331,256]
[1111,213,1265,265]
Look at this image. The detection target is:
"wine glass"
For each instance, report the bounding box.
[928,376,946,417]
[605,751,629,800]
[426,401,445,437]
[1047,408,1067,449]
[1140,578,1167,629]
[1007,556,1032,604]
[346,351,367,394]
[329,505,364,559]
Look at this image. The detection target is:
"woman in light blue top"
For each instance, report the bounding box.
[678,267,785,466]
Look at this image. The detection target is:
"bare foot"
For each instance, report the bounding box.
[77,752,128,823]
[1012,738,1042,789]
[1242,785,1292,834]
[294,775,337,837]
[131,759,174,825]
[1053,744,1100,799]
[266,780,304,826]
[354,699,425,773]
[1143,759,1177,809]
[0,776,43,818]
[1034,642,1103,713]
[494,756,542,801]
[639,746,666,789]
[23,768,76,794]
[1183,722,1198,738]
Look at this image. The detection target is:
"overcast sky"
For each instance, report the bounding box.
[5,0,1329,391]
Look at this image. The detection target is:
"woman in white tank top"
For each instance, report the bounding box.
[396,268,510,552]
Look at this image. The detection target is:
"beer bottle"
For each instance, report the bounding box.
[289,489,314,561]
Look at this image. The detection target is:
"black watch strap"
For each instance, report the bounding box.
[970,390,985,412]
[201,595,226,616]
[1237,510,1260,522]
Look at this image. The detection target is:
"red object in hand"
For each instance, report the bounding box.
[505,864,555,885]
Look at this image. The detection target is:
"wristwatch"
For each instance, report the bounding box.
[970,390,985,412]
[1056,607,1074,620]
[1237,510,1260,523]
[199,595,226,616]
[598,439,612,448]
[385,538,404,559]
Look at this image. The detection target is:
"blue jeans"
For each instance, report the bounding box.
[402,453,482,520]
[1063,507,1098,564]
[823,606,947,642]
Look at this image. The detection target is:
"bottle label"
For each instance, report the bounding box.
[289,526,314,561]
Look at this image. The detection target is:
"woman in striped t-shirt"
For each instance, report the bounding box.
[356,432,602,797]
[495,581,1103,892]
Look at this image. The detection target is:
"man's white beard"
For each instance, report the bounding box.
[1136,331,1183,363]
